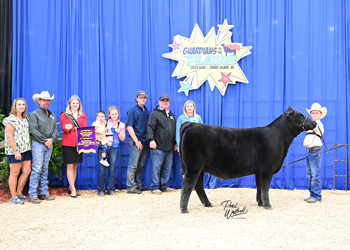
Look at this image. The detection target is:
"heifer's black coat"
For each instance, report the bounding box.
[179,107,316,213]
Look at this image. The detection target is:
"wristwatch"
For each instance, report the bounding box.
[14,148,19,152]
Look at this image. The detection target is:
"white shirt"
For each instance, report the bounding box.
[72,110,78,120]
[303,119,324,148]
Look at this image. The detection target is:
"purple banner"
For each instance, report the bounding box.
[77,126,96,154]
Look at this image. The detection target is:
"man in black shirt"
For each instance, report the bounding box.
[147,94,177,195]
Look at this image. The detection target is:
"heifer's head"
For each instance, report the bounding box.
[283,106,316,132]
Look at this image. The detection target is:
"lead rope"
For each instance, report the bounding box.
[283,123,331,167]
[282,144,345,167]
[317,123,330,153]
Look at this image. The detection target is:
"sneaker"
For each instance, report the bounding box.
[138,186,150,191]
[127,188,142,194]
[29,197,41,204]
[10,197,24,205]
[152,190,162,195]
[162,187,176,192]
[38,194,55,201]
[107,191,116,195]
[303,197,312,201]
[100,159,110,167]
[98,192,105,196]
[17,194,29,201]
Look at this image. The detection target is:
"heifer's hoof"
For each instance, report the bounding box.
[258,201,263,206]
[181,209,189,214]
[204,202,213,207]
[264,206,273,210]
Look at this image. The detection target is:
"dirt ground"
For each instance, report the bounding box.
[0,187,350,250]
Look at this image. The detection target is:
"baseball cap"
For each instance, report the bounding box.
[136,91,147,98]
[159,94,170,101]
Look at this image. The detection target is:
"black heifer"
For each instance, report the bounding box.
[179,107,316,213]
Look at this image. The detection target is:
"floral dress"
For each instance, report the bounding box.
[2,114,31,155]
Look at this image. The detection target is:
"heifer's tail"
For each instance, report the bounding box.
[179,122,192,152]
[179,122,192,175]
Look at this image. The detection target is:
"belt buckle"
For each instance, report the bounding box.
[107,142,113,147]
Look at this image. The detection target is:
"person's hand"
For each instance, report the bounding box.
[45,138,53,147]
[14,151,22,161]
[177,147,180,154]
[135,140,143,150]
[150,140,157,149]
[115,128,120,134]
[174,144,178,151]
[47,144,53,149]
[65,124,72,131]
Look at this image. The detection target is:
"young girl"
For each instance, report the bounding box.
[92,111,109,167]
[96,106,125,196]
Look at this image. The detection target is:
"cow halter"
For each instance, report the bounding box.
[299,116,308,130]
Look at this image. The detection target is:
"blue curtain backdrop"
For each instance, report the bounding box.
[12,0,350,190]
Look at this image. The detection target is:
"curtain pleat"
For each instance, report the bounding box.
[0,0,13,115]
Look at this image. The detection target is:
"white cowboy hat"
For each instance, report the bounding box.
[32,91,55,103]
[306,103,327,119]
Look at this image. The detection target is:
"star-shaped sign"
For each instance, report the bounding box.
[217,19,234,35]
[178,81,193,96]
[163,22,252,96]
[218,72,233,87]
[170,42,181,51]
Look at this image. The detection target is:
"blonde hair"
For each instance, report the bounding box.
[66,95,83,115]
[183,100,198,119]
[108,106,120,120]
[9,98,27,118]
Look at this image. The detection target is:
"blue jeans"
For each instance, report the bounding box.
[99,143,107,155]
[306,149,322,201]
[150,149,173,191]
[97,146,119,194]
[29,141,53,198]
[127,138,148,190]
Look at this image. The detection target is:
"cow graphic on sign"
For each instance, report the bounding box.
[221,44,240,56]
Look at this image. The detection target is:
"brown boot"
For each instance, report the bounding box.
[38,194,55,201]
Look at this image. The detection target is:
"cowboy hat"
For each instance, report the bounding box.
[32,91,55,103]
[306,103,327,119]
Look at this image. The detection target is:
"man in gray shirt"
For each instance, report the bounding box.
[28,91,59,204]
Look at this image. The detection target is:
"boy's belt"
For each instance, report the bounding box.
[306,146,321,153]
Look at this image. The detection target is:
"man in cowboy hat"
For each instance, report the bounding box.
[303,102,327,204]
[28,91,59,204]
